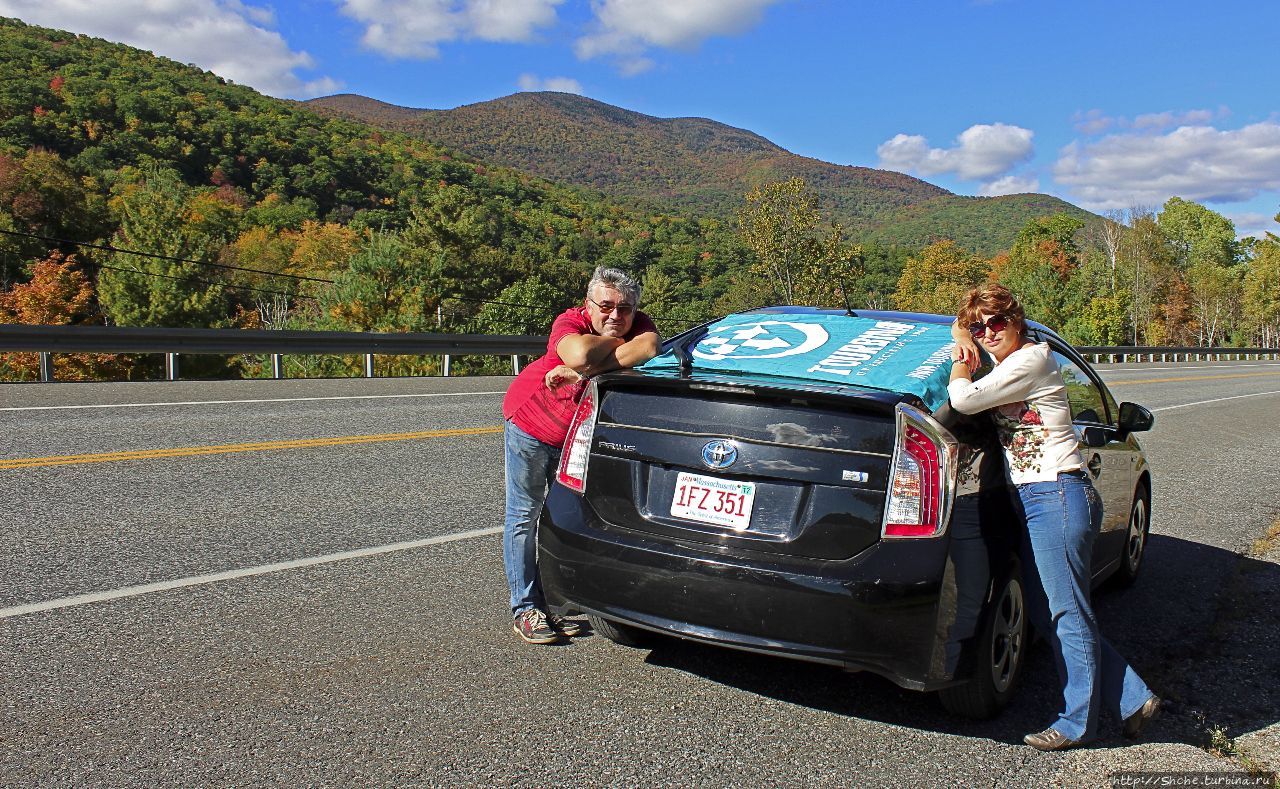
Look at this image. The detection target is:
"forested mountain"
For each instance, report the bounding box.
[308,92,1091,255]
[0,18,754,367]
[3,17,1273,384]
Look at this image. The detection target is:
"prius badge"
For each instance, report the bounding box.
[701,440,738,470]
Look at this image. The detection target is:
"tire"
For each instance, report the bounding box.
[587,614,653,648]
[1113,481,1151,587]
[939,560,1028,719]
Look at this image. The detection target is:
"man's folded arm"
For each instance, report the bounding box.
[558,331,660,376]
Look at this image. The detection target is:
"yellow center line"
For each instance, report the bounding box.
[0,426,504,470]
[1108,371,1280,386]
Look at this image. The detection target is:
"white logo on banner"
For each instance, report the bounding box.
[693,321,829,361]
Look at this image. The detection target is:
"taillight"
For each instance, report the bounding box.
[882,404,958,539]
[556,381,598,494]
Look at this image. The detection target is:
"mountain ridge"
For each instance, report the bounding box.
[306,91,1091,254]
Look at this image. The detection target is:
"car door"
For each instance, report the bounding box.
[1045,342,1132,580]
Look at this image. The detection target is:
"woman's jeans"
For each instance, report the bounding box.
[1016,472,1153,741]
[503,421,561,617]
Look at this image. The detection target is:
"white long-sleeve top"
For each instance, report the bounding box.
[946,342,1083,484]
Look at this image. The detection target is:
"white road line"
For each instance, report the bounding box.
[0,391,506,412]
[1152,389,1280,412]
[0,526,502,619]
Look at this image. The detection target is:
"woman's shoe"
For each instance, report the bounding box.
[1123,696,1161,739]
[1024,727,1085,751]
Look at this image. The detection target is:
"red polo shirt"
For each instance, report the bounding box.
[503,306,657,447]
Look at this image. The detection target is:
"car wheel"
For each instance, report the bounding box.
[587,614,652,648]
[1113,481,1150,587]
[939,560,1028,719]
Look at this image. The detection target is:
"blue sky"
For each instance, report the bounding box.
[5,0,1280,239]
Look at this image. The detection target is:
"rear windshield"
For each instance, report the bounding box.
[599,389,895,455]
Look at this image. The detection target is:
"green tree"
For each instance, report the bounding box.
[1158,198,1240,346]
[469,274,566,336]
[320,229,431,332]
[97,168,233,327]
[1242,240,1280,347]
[738,178,858,306]
[995,214,1087,331]
[1158,197,1238,270]
[1118,211,1178,345]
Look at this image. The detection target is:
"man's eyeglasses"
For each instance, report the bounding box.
[588,296,635,315]
[968,314,1009,339]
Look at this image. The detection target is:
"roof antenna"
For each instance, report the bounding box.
[838,282,855,317]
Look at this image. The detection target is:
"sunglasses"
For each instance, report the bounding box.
[968,314,1010,339]
[587,296,635,315]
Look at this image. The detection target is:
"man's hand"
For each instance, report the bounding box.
[557,330,660,377]
[544,364,584,391]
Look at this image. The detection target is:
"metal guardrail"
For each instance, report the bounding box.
[0,325,548,382]
[2,325,1277,382]
[1074,345,1280,364]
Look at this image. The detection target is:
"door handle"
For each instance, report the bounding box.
[1087,453,1102,477]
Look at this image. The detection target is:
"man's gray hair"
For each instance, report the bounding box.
[587,266,641,304]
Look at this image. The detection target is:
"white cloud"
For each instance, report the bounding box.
[1224,211,1280,241]
[1074,109,1114,136]
[0,0,340,98]
[1073,107,1227,136]
[1054,122,1280,210]
[978,175,1040,197]
[338,0,562,59]
[1132,109,1216,131]
[575,0,780,73]
[517,73,584,94]
[877,123,1035,181]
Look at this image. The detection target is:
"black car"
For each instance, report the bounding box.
[539,307,1154,717]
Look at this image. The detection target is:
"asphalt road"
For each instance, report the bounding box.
[2,363,1279,786]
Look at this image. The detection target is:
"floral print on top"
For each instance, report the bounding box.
[993,401,1048,475]
[947,343,1083,485]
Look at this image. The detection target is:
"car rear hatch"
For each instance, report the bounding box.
[575,372,910,561]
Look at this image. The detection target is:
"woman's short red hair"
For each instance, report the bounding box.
[958,283,1025,332]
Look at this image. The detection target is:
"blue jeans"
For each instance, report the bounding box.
[1016,472,1153,741]
[503,421,561,616]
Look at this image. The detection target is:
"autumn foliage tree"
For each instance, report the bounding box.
[0,251,128,379]
[737,178,860,306]
[893,240,990,314]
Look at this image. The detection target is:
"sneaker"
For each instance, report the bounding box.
[1122,696,1161,740]
[549,615,584,637]
[513,609,560,644]
[1023,727,1086,751]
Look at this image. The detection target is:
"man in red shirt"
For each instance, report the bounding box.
[502,266,660,644]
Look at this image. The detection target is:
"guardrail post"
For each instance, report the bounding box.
[511,354,521,375]
[39,352,54,382]
[165,352,179,381]
[442,354,452,377]
[272,354,283,379]
[364,353,375,378]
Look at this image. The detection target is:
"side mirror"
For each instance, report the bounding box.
[1118,402,1155,435]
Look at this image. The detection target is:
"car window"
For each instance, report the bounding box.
[1050,350,1110,425]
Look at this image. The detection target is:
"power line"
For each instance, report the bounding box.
[91,261,318,301]
[0,228,335,283]
[8,228,706,325]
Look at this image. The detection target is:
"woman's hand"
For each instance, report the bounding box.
[544,364,584,391]
[950,320,982,369]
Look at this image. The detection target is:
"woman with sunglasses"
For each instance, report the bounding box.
[946,283,1159,751]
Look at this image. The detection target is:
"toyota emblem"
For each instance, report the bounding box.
[701,440,738,469]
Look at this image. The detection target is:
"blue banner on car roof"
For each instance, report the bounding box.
[641,313,958,411]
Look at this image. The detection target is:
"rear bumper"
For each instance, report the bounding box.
[539,485,1005,691]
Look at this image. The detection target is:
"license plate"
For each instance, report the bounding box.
[670,471,756,531]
